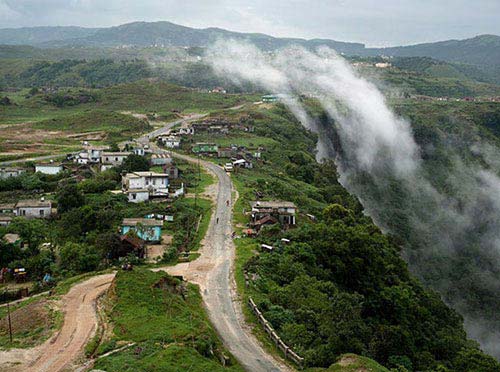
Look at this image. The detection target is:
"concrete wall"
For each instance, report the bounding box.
[121,225,161,241]
[16,206,52,218]
[128,191,149,203]
[35,165,62,175]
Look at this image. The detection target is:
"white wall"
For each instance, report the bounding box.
[128,191,150,203]
[16,206,52,218]
[35,165,62,175]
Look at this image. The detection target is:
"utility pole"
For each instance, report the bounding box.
[7,302,13,343]
[195,154,200,208]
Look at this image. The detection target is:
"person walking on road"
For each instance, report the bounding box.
[216,217,219,224]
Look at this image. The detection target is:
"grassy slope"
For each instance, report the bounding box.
[93,269,243,372]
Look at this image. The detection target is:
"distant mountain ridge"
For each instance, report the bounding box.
[0,21,499,67]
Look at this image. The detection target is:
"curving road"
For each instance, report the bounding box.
[0,273,114,372]
[161,153,289,372]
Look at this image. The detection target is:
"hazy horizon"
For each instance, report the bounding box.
[0,0,499,47]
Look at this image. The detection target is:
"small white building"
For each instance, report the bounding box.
[233,159,253,169]
[15,199,53,218]
[35,163,63,175]
[179,127,195,135]
[159,136,181,149]
[75,147,108,164]
[122,171,169,203]
[0,215,12,227]
[0,168,26,179]
[132,146,145,156]
[100,152,131,171]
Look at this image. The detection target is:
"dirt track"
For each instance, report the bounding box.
[0,273,114,372]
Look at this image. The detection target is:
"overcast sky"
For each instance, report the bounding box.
[0,0,498,46]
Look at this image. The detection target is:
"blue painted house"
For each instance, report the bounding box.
[121,218,163,242]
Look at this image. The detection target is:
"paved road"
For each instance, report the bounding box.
[160,153,289,372]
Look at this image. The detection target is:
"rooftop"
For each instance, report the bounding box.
[3,233,20,244]
[0,203,16,209]
[15,199,52,208]
[0,167,25,172]
[251,201,297,209]
[36,163,62,167]
[125,171,169,178]
[151,153,172,159]
[101,152,131,156]
[122,218,164,227]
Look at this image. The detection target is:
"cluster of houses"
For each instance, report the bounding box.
[156,117,255,151]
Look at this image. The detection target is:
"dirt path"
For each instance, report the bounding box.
[155,152,290,372]
[0,273,114,372]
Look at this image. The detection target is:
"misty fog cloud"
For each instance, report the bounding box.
[206,39,500,357]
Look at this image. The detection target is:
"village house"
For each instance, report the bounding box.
[217,147,234,158]
[250,201,297,230]
[192,143,218,155]
[178,127,195,135]
[158,135,181,149]
[122,171,169,203]
[0,168,25,179]
[0,203,15,214]
[100,151,131,171]
[191,118,232,133]
[121,218,163,242]
[262,94,278,102]
[0,215,12,226]
[14,199,53,218]
[117,235,145,259]
[210,86,227,94]
[151,153,173,166]
[35,162,63,175]
[164,164,179,179]
[233,158,253,169]
[132,145,146,156]
[74,147,108,164]
[208,125,229,135]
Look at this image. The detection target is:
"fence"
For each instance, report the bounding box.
[248,297,304,368]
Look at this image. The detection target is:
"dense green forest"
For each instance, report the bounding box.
[0,59,151,88]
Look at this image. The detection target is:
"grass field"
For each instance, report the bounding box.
[93,269,243,372]
[0,295,61,349]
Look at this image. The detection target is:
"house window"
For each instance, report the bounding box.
[132,193,137,200]
[22,210,26,216]
[40,209,44,216]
